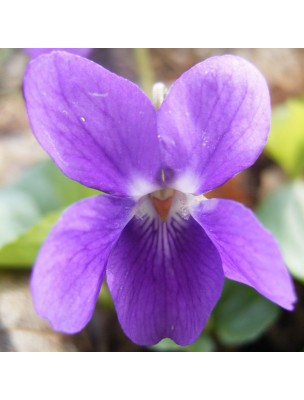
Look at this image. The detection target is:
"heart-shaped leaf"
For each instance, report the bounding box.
[0,159,98,267]
[0,211,61,268]
[213,280,280,345]
[256,180,304,281]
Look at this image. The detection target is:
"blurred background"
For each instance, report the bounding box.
[0,48,304,352]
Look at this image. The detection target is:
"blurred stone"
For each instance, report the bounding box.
[258,166,287,201]
[0,91,29,133]
[0,130,46,186]
[150,48,304,104]
[0,49,27,94]
[0,51,47,187]
[92,48,137,82]
[88,308,142,352]
[0,271,92,352]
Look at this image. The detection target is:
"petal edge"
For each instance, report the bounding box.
[31,194,135,333]
[158,55,271,194]
[24,52,162,196]
[107,207,224,346]
[192,198,296,310]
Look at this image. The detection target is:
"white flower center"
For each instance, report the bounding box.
[136,188,195,222]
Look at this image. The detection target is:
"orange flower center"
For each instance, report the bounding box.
[149,189,175,222]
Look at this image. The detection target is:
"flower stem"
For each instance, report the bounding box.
[133,48,154,99]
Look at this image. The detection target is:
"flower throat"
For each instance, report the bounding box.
[149,189,175,222]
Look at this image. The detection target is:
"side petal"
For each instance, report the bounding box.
[107,211,224,346]
[158,55,271,194]
[192,198,296,310]
[31,194,135,333]
[24,51,162,196]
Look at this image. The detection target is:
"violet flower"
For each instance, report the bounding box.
[24,51,296,346]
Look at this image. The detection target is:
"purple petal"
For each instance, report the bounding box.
[24,52,162,196]
[24,48,92,59]
[158,55,271,194]
[107,212,224,346]
[31,194,135,333]
[192,198,296,310]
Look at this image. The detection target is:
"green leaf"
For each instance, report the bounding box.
[151,333,215,352]
[0,211,61,268]
[0,189,41,247]
[0,159,98,267]
[256,180,304,281]
[13,160,98,214]
[266,97,304,177]
[213,280,280,346]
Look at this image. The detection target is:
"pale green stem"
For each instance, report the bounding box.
[133,48,155,99]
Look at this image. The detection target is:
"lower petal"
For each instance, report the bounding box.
[31,194,135,333]
[106,210,223,346]
[192,198,296,310]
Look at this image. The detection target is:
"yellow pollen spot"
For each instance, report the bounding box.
[195,194,207,202]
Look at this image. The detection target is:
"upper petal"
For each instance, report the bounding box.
[31,194,135,333]
[24,51,162,196]
[192,198,296,310]
[107,201,224,346]
[157,55,271,194]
